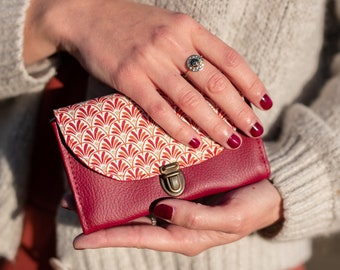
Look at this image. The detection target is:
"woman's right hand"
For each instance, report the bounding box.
[24,0,272,149]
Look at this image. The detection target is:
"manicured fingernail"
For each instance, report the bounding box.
[153,204,173,221]
[260,94,273,110]
[189,138,200,148]
[250,122,264,137]
[227,134,241,149]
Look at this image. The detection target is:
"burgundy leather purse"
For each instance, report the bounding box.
[52,93,270,234]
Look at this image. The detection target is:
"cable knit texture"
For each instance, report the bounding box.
[0,0,55,99]
[52,209,312,270]
[1,0,340,269]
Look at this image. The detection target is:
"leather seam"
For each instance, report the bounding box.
[256,138,271,177]
[64,139,89,231]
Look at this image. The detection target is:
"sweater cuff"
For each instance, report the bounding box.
[260,104,340,240]
[0,0,55,100]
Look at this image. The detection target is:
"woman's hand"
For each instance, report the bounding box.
[71,180,282,256]
[24,0,273,149]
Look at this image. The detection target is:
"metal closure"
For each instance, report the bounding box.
[159,162,185,197]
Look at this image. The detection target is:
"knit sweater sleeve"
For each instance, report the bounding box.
[261,50,340,240]
[0,0,55,100]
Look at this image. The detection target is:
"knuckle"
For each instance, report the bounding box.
[223,47,242,68]
[172,12,195,28]
[211,121,226,135]
[144,101,168,119]
[112,61,136,88]
[185,211,202,229]
[206,72,229,94]
[171,125,190,141]
[152,25,174,44]
[247,77,264,97]
[228,212,246,234]
[151,13,195,46]
[131,44,152,60]
[235,106,250,121]
[233,106,257,128]
[178,89,202,109]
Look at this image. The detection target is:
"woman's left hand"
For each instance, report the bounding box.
[72,180,282,256]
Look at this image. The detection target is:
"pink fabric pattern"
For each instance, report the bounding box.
[54,94,225,181]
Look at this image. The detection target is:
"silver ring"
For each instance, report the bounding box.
[186,55,204,72]
[149,216,157,226]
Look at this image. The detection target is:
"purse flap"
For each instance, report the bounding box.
[53,93,228,181]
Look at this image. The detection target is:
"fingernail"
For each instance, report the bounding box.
[153,204,173,221]
[189,138,200,148]
[260,94,273,110]
[250,122,264,137]
[227,134,241,149]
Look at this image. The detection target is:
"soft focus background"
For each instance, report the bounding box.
[307,232,340,269]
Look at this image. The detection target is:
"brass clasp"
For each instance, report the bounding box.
[159,162,185,197]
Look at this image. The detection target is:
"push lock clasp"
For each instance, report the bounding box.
[159,162,185,197]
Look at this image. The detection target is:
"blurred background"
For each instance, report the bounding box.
[307,232,340,269]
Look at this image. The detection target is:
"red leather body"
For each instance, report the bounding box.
[52,122,270,234]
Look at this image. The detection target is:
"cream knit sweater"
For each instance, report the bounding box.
[1,0,340,270]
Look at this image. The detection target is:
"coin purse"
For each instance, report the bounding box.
[52,93,270,234]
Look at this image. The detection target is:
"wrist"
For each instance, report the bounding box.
[23,0,126,66]
[23,0,60,65]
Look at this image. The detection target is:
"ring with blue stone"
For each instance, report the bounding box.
[186,55,204,72]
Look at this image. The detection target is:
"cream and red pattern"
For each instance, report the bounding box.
[54,94,225,181]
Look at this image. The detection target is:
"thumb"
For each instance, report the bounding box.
[152,198,238,231]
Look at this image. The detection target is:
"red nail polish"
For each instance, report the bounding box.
[260,94,273,110]
[189,138,200,148]
[250,122,264,137]
[154,204,173,221]
[227,134,241,149]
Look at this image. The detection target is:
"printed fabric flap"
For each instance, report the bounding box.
[53,93,226,181]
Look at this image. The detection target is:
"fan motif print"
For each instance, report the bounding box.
[54,93,226,181]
